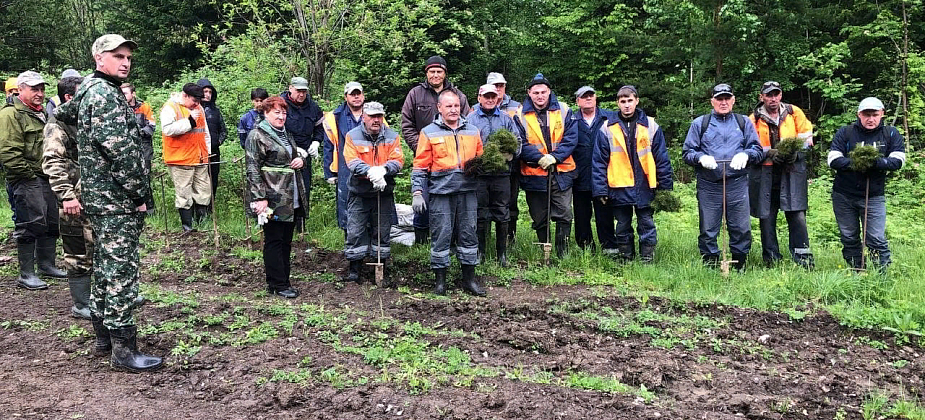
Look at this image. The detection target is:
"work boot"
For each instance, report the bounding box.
[732,253,748,272]
[495,222,509,268]
[178,208,195,234]
[845,255,864,271]
[508,225,517,246]
[459,264,485,296]
[555,221,571,259]
[194,203,211,229]
[380,260,394,289]
[414,227,429,245]
[346,259,362,284]
[702,253,720,269]
[134,294,148,308]
[68,276,92,319]
[535,227,549,244]
[90,314,112,356]
[433,268,448,296]
[109,325,164,373]
[616,243,636,262]
[639,244,656,264]
[476,221,488,264]
[36,236,67,278]
[16,241,47,290]
[794,253,815,270]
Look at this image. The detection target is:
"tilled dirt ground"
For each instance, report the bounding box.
[1,233,922,419]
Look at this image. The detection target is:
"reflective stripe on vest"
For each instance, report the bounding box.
[162,101,208,165]
[322,112,338,172]
[519,108,575,176]
[606,117,658,189]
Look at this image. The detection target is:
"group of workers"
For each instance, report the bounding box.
[0,37,907,373]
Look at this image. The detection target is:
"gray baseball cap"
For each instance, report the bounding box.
[92,34,137,56]
[363,101,385,116]
[290,77,309,90]
[60,69,81,79]
[16,71,46,87]
[344,81,363,94]
[486,72,507,85]
[857,97,885,112]
[574,86,596,98]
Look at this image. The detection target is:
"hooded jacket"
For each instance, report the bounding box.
[280,90,324,150]
[682,110,763,183]
[591,109,673,207]
[828,119,905,199]
[400,80,470,153]
[197,78,227,151]
[0,96,47,182]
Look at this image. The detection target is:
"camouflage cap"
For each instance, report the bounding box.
[290,77,309,90]
[92,34,138,56]
[16,71,46,87]
[363,101,385,116]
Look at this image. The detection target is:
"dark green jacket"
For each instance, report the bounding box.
[0,98,48,182]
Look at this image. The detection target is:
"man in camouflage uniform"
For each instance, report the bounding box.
[0,71,68,290]
[56,34,162,372]
[42,75,93,319]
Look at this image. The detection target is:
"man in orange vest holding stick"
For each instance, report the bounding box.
[160,83,212,234]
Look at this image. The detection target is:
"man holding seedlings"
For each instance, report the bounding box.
[748,81,815,268]
[486,72,523,245]
[55,34,162,372]
[467,83,523,266]
[342,102,404,286]
[682,84,763,270]
[411,90,484,296]
[827,97,905,271]
[591,85,674,263]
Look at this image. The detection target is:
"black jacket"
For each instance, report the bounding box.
[197,78,227,151]
[828,119,905,198]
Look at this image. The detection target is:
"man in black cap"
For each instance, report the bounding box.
[682,83,763,270]
[400,55,470,244]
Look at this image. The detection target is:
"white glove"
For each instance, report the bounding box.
[412,193,427,213]
[502,153,514,162]
[730,152,749,170]
[373,178,388,191]
[367,166,387,183]
[326,177,337,185]
[307,142,320,159]
[250,203,273,226]
[699,155,718,170]
[538,154,557,169]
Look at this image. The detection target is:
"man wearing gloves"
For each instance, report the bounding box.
[281,77,324,223]
[411,90,484,296]
[748,81,815,268]
[323,81,366,234]
[160,83,212,233]
[828,97,905,271]
[592,85,673,263]
[342,102,404,286]
[682,83,763,270]
[518,74,578,259]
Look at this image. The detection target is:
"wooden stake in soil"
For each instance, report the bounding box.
[367,190,384,286]
[239,155,252,245]
[158,172,170,250]
[718,160,737,276]
[855,177,871,273]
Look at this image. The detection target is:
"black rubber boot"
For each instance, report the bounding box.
[16,241,47,290]
[617,243,636,262]
[109,325,164,373]
[555,221,571,259]
[639,244,656,264]
[508,224,517,246]
[845,255,864,271]
[414,227,429,245]
[68,276,91,319]
[133,295,148,309]
[495,222,509,268]
[460,264,485,296]
[794,253,815,270]
[194,203,211,229]
[90,314,112,356]
[36,236,67,278]
[380,260,394,289]
[535,227,549,245]
[346,259,362,284]
[178,208,195,234]
[476,221,488,264]
[732,253,748,272]
[702,253,720,269]
[433,268,448,296]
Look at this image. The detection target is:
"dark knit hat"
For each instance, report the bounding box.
[527,73,551,90]
[424,56,447,72]
[183,82,204,100]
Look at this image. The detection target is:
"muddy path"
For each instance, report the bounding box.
[0,232,921,419]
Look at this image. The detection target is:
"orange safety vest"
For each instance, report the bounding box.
[749,104,813,166]
[519,108,575,176]
[162,101,208,165]
[604,117,658,188]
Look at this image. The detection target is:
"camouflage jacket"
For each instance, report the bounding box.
[245,119,308,223]
[0,97,47,182]
[56,72,151,215]
[41,115,81,203]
